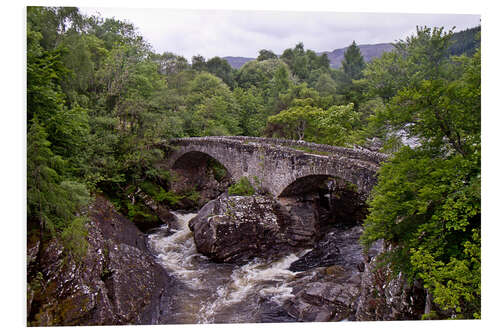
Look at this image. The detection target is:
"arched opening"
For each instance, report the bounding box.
[169,151,232,210]
[281,175,371,273]
[279,175,368,230]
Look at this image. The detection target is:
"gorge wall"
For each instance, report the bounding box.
[27,196,173,326]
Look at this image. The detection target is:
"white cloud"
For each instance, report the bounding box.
[79,7,480,59]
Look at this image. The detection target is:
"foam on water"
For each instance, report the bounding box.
[148,211,307,323]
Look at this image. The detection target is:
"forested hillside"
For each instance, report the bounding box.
[27,6,480,321]
[222,56,255,69]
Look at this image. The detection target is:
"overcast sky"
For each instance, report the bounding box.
[80,7,479,60]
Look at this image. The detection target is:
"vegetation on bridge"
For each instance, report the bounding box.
[228,177,256,196]
[27,6,480,319]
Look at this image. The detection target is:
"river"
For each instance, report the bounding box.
[147,211,313,324]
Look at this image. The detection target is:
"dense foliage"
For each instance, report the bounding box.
[27,6,480,319]
[360,27,481,319]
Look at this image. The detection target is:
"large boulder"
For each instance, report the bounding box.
[188,194,319,263]
[27,195,172,326]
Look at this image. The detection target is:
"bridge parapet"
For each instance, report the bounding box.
[170,136,387,164]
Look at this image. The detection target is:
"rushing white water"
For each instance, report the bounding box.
[147,211,307,324]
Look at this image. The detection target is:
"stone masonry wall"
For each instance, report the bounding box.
[166,137,386,198]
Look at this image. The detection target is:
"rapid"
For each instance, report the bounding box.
[147,212,311,324]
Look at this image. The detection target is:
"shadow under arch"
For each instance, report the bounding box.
[278,174,368,227]
[169,151,232,210]
[278,174,334,198]
[171,150,231,179]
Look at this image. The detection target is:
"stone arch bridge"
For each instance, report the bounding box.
[165,136,387,198]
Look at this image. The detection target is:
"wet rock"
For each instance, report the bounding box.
[289,226,364,272]
[277,226,387,322]
[282,262,362,321]
[27,195,172,326]
[284,228,426,322]
[27,236,40,277]
[354,242,426,321]
[134,188,177,231]
[189,194,319,264]
[258,300,297,323]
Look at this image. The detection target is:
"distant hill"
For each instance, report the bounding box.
[320,43,395,68]
[447,25,481,57]
[223,43,394,70]
[223,56,255,69]
[223,26,480,70]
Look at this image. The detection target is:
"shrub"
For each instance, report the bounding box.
[208,159,227,182]
[60,216,89,260]
[228,177,255,196]
[184,189,200,202]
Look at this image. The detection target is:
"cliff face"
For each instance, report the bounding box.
[27,195,172,326]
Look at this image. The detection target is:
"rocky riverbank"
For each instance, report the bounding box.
[27,189,426,325]
[186,193,427,322]
[279,227,426,321]
[27,195,174,326]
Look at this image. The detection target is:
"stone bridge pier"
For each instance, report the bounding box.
[165,136,386,199]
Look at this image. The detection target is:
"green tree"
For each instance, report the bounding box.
[278,42,331,84]
[267,100,320,140]
[341,41,365,81]
[191,54,206,71]
[447,26,480,57]
[27,118,90,238]
[318,103,361,146]
[257,49,277,61]
[150,52,189,76]
[314,72,337,97]
[360,28,481,319]
[236,58,285,89]
[363,51,407,102]
[267,99,359,146]
[205,56,235,88]
[317,53,331,69]
[234,87,266,136]
[185,72,241,136]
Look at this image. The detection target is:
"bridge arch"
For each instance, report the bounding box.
[170,150,232,179]
[278,174,368,227]
[278,174,334,198]
[166,137,385,199]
